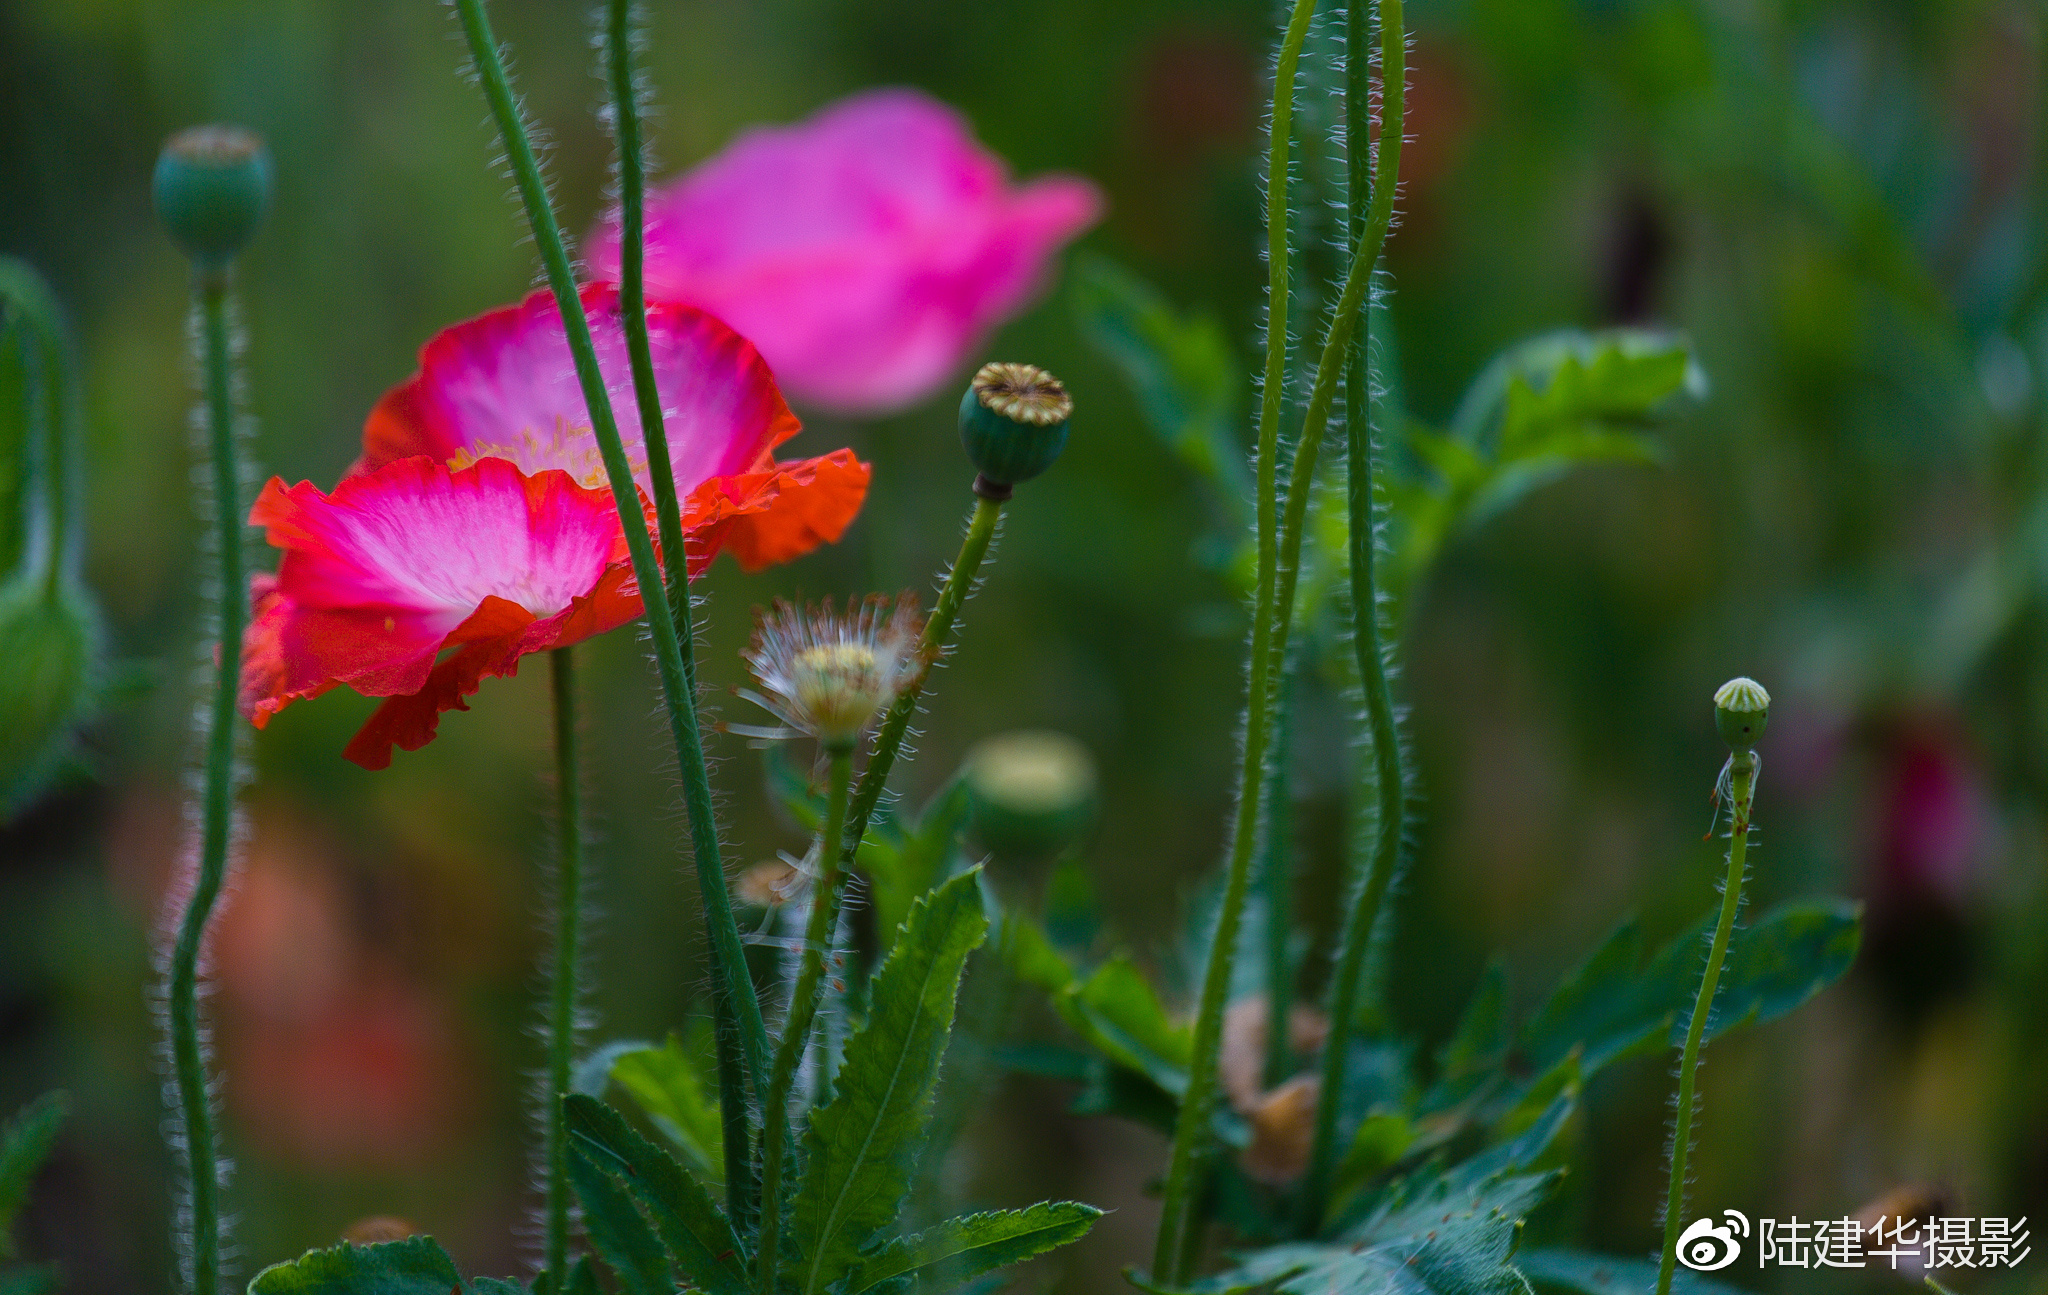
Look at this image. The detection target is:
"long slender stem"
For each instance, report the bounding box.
[758,747,855,1295]
[452,0,772,1196]
[1656,752,1756,1295]
[839,494,1004,867]
[1152,2,1317,1274]
[543,646,584,1288]
[1301,0,1407,1230]
[1261,668,1296,1089]
[167,278,242,1295]
[595,0,759,1228]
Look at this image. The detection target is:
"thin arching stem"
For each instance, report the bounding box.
[452,0,772,1203]
[542,646,585,1287]
[167,276,243,1295]
[1656,752,1756,1295]
[758,747,855,1295]
[1301,0,1407,1231]
[1151,0,1319,1273]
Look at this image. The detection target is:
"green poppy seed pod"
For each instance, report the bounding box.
[965,729,1098,861]
[959,362,1071,497]
[1713,676,1770,752]
[153,125,273,272]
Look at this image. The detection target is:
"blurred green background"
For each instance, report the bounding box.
[3,0,2046,1289]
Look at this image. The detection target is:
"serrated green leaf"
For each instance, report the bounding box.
[608,1034,724,1184]
[1518,1248,1751,1295]
[0,1092,66,1261]
[567,1150,673,1295]
[470,1280,526,1295]
[563,1094,747,1295]
[247,1237,467,1295]
[1055,956,1191,1095]
[846,1201,1103,1294]
[1697,899,1863,1043]
[1331,1112,1418,1207]
[563,1258,598,1295]
[1516,922,1665,1080]
[785,870,989,1295]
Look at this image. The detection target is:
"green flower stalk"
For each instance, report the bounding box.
[838,363,1073,869]
[1156,0,1405,1272]
[153,123,272,1295]
[541,646,585,1289]
[1655,677,1770,1295]
[737,595,927,1295]
[450,0,773,1235]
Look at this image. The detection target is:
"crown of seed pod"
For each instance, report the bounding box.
[154,125,273,271]
[1713,676,1770,751]
[958,361,1071,493]
[739,593,927,751]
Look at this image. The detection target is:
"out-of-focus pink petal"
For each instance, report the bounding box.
[584,87,1103,414]
[358,283,803,500]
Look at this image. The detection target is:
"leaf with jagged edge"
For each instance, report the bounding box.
[607,1032,724,1184]
[247,1237,518,1295]
[1687,899,1863,1045]
[0,1092,65,1261]
[567,1145,673,1295]
[845,1202,1103,1295]
[1054,956,1192,1096]
[564,1094,747,1295]
[784,869,988,1295]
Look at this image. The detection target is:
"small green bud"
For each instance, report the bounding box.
[959,362,1071,495]
[1713,676,1770,751]
[965,729,1098,861]
[153,125,273,271]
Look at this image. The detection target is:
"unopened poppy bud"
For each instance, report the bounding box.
[1713,676,1770,752]
[959,362,1071,496]
[154,125,273,272]
[965,729,1097,860]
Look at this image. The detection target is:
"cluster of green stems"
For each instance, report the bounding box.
[1151,0,1408,1276]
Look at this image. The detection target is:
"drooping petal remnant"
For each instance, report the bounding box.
[240,455,643,769]
[584,88,1103,414]
[359,282,870,575]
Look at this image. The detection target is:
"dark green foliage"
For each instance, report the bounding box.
[0,1093,65,1261]
[845,1202,1105,1295]
[1519,1248,1751,1295]
[566,1150,672,1295]
[603,1033,725,1185]
[562,1094,748,1295]
[246,1237,517,1295]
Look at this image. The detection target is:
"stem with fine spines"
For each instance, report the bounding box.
[758,746,854,1295]
[595,0,759,1227]
[1301,0,1406,1232]
[543,646,584,1289]
[1152,0,1317,1273]
[451,0,772,1202]
[1656,751,1756,1295]
[839,493,1004,868]
[167,276,242,1295]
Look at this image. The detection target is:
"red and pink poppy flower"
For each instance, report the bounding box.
[583,88,1103,414]
[243,287,870,768]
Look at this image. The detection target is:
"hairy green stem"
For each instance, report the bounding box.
[1301,0,1406,1230]
[167,278,242,1295]
[543,646,584,1287]
[758,747,854,1295]
[452,0,772,1198]
[595,0,759,1227]
[1656,752,1756,1295]
[840,494,1004,866]
[1261,668,1297,1089]
[1152,1,1318,1274]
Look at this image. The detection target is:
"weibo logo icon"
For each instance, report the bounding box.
[1677,1211,1751,1271]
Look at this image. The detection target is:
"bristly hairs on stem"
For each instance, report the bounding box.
[449,0,773,1243]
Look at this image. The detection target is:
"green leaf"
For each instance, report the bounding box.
[567,1150,673,1295]
[248,1238,473,1295]
[846,1202,1103,1295]
[1697,899,1863,1043]
[1331,1111,1418,1207]
[470,1281,526,1295]
[997,914,1075,996]
[1055,956,1192,1095]
[1516,922,1666,1080]
[563,1094,747,1295]
[564,1259,599,1295]
[608,1034,725,1184]
[0,1092,66,1261]
[0,1265,59,1295]
[863,776,972,952]
[1519,1248,1751,1295]
[785,869,989,1295]
[1070,255,1247,507]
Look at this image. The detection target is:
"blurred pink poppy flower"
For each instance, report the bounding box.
[584,88,1103,414]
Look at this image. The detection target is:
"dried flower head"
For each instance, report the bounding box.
[739,593,926,749]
